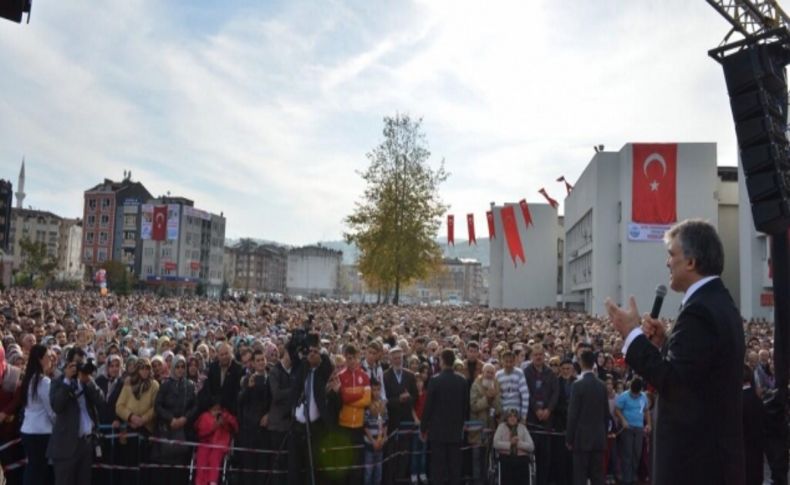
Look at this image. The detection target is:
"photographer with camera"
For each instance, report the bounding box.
[287,326,338,485]
[46,347,102,485]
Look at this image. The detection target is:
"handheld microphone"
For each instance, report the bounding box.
[650,285,668,319]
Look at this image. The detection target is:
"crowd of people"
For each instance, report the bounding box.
[0,288,779,485]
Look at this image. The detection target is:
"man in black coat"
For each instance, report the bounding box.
[741,364,765,485]
[48,347,103,485]
[565,350,608,485]
[607,219,745,485]
[287,332,338,485]
[420,348,469,485]
[383,346,418,485]
[238,349,272,485]
[202,342,244,417]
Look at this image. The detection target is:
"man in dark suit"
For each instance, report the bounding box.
[606,219,746,485]
[420,348,469,485]
[565,350,608,485]
[48,347,103,485]
[742,364,765,485]
[383,346,418,485]
[202,342,244,416]
[287,332,338,485]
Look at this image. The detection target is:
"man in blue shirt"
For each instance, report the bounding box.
[614,378,651,485]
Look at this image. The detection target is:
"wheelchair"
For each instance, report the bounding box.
[187,439,235,485]
[486,444,536,485]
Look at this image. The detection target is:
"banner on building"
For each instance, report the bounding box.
[486,211,495,239]
[163,261,177,271]
[632,143,677,224]
[518,199,533,227]
[501,205,525,266]
[142,204,181,241]
[447,215,454,246]
[152,206,168,241]
[627,223,672,242]
[467,214,476,245]
[167,205,181,240]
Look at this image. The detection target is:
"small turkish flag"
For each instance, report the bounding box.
[447,215,454,246]
[538,188,559,209]
[486,211,495,239]
[518,199,533,227]
[467,214,476,245]
[152,206,168,241]
[501,206,525,266]
[632,144,677,224]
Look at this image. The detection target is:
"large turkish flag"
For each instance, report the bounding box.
[632,144,677,224]
[152,206,168,241]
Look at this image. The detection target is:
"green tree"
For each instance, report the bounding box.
[100,260,133,296]
[17,238,58,288]
[345,114,448,305]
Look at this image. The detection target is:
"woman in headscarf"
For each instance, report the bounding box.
[94,354,124,485]
[493,408,535,485]
[0,343,24,485]
[115,358,160,485]
[153,355,197,485]
[187,355,206,393]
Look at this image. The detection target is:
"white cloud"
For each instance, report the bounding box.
[0,0,742,245]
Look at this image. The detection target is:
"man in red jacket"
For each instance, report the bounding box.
[337,344,371,483]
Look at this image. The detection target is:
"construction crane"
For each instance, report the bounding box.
[707,0,790,58]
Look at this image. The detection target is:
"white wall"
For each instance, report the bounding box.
[564,143,719,318]
[489,203,560,309]
[287,252,340,295]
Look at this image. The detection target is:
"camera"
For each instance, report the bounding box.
[77,358,96,374]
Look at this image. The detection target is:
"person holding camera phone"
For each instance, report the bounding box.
[47,347,102,485]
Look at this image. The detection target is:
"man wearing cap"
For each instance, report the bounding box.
[383,346,417,485]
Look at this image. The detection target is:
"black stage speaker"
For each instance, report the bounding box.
[0,0,31,23]
[722,43,790,234]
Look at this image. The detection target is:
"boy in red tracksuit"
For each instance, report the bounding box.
[194,400,239,485]
[337,344,371,483]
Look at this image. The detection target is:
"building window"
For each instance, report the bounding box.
[144,247,153,256]
[87,215,95,227]
[97,248,108,262]
[124,214,136,226]
[101,198,111,210]
[83,248,92,261]
[99,232,108,245]
[88,199,97,210]
[144,265,153,275]
[86,232,94,244]
[124,231,135,240]
[100,215,110,227]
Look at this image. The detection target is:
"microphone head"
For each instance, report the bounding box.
[656,284,668,298]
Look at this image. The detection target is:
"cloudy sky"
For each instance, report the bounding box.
[0,0,740,244]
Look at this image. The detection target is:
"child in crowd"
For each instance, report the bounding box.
[194,399,238,485]
[363,378,388,485]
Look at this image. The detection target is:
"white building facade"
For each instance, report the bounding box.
[286,245,342,297]
[563,143,719,319]
[489,203,562,309]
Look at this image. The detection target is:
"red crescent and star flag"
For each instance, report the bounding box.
[632,144,677,224]
[467,213,476,245]
[447,214,454,246]
[486,211,495,239]
[501,205,525,266]
[152,205,168,241]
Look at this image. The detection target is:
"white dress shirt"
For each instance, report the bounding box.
[20,376,56,434]
[63,378,94,437]
[622,276,719,355]
[295,368,320,424]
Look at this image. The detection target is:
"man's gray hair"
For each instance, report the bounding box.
[664,219,724,277]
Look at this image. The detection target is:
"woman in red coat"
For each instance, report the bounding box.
[194,401,238,485]
[0,344,24,485]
